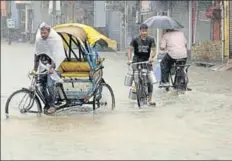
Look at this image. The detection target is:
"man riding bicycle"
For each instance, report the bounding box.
[160,29,188,87]
[33,22,65,114]
[127,24,156,106]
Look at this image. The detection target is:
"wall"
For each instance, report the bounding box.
[195,0,212,42]
[170,1,189,41]
[106,10,122,50]
[11,1,19,29]
[31,1,42,31]
[126,1,139,48]
[94,1,106,28]
[170,1,212,43]
[1,1,7,17]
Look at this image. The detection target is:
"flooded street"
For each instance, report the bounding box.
[1,42,232,160]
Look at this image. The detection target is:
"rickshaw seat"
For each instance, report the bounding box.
[59,61,91,72]
[57,60,91,78]
[57,58,104,78]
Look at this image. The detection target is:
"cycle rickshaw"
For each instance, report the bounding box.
[5,23,116,117]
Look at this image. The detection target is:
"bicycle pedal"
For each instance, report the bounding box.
[20,109,27,113]
[55,101,67,107]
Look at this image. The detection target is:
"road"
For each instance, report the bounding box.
[1,42,232,160]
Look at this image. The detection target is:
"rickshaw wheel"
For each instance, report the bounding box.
[93,83,115,111]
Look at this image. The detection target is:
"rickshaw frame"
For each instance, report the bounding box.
[47,29,115,111]
[5,24,116,117]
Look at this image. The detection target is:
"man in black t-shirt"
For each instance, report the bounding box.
[127,24,156,106]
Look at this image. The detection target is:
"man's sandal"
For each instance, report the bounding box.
[148,102,156,106]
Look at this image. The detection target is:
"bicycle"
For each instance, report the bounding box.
[131,61,152,108]
[160,59,191,92]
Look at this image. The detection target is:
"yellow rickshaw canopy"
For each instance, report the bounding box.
[53,24,87,49]
[53,23,117,51]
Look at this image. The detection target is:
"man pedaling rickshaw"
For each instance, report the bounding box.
[32,22,66,114]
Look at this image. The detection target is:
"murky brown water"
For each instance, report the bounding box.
[1,43,232,160]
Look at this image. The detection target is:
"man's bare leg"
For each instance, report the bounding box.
[46,76,57,114]
[147,83,156,106]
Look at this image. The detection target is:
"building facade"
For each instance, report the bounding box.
[1,0,7,37]
[141,1,213,44]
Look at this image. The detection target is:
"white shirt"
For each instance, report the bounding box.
[160,30,187,59]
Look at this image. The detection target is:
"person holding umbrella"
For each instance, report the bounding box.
[159,29,188,87]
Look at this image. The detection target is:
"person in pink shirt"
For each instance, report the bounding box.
[159,29,188,87]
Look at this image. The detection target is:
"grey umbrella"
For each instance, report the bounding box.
[143,15,184,29]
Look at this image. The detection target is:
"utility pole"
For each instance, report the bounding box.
[53,1,56,25]
[7,1,11,17]
[188,0,193,62]
[220,1,224,63]
[124,0,127,49]
[48,1,55,26]
[72,2,75,22]
[167,1,170,16]
[55,1,61,24]
[156,12,160,56]
[224,1,229,61]
[135,0,141,25]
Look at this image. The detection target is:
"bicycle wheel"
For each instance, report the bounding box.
[142,83,148,104]
[135,82,142,108]
[93,83,115,112]
[175,69,187,92]
[5,88,42,119]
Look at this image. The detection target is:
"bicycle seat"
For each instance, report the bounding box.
[173,59,186,67]
[176,58,186,62]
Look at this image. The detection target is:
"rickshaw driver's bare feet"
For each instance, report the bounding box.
[47,106,56,114]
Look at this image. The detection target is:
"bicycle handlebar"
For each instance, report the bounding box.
[131,61,151,65]
[29,71,48,77]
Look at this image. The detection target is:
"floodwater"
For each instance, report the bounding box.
[1,42,232,160]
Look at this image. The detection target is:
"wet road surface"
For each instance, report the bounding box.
[1,42,232,159]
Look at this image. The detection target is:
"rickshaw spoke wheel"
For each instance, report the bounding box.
[93,83,115,112]
[5,89,42,119]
